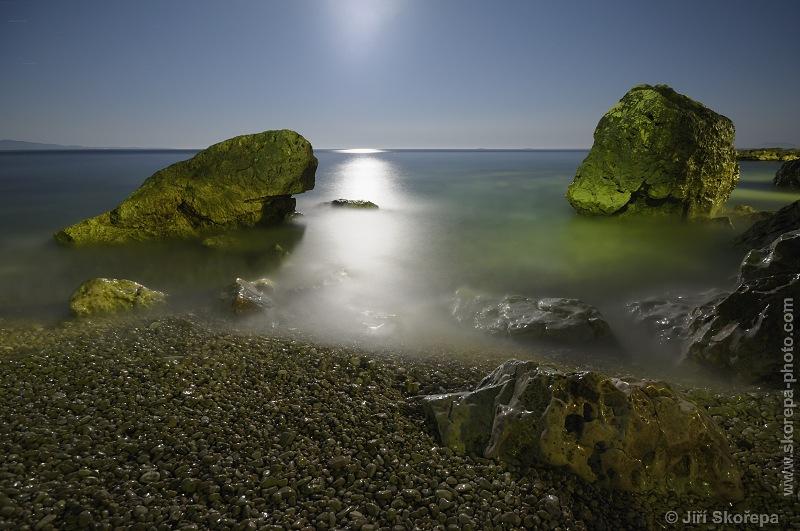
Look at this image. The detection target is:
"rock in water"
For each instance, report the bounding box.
[69,278,166,317]
[734,200,800,249]
[329,199,379,209]
[566,85,739,218]
[225,277,275,315]
[626,294,707,344]
[684,229,800,383]
[452,288,612,343]
[774,159,800,188]
[55,130,317,246]
[421,360,743,500]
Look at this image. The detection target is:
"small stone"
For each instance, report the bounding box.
[139,470,161,483]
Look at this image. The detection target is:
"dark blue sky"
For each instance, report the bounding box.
[1,0,798,148]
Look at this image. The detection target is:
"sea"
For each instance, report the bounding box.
[0,149,796,369]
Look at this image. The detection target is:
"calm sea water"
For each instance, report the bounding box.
[0,150,796,358]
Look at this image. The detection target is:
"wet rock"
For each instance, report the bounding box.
[421,360,743,500]
[69,278,165,317]
[734,200,800,249]
[774,159,800,189]
[329,199,379,209]
[567,84,738,218]
[55,130,317,246]
[224,278,275,315]
[626,290,720,344]
[452,288,612,343]
[684,229,800,384]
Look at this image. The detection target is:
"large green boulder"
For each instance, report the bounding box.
[421,360,743,500]
[55,130,317,246]
[69,278,166,317]
[567,85,739,218]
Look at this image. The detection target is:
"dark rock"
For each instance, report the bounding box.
[774,159,800,188]
[734,200,800,249]
[684,230,800,383]
[626,293,710,344]
[567,84,738,218]
[421,360,743,500]
[329,199,379,209]
[55,130,317,246]
[69,278,166,317]
[452,288,612,343]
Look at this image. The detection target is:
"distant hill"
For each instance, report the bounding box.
[755,142,798,149]
[0,139,87,150]
[736,147,800,161]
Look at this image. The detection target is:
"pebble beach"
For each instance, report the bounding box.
[0,315,796,530]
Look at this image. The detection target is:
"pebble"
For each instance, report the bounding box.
[0,315,795,529]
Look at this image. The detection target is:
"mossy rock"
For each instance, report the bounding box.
[55,130,317,246]
[567,84,739,218]
[422,360,743,500]
[69,278,166,317]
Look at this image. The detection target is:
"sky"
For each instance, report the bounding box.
[1,0,798,149]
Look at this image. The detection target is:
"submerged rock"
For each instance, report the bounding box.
[69,278,165,317]
[727,203,772,228]
[734,199,800,249]
[567,84,738,218]
[684,230,800,383]
[452,288,612,343]
[55,130,317,246]
[421,360,743,500]
[224,278,275,315]
[200,233,290,256]
[774,159,800,188]
[329,199,379,209]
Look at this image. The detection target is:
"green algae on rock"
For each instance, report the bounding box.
[422,360,743,500]
[566,84,739,218]
[69,278,165,317]
[55,130,317,246]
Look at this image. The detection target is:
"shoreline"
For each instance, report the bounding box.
[1,313,797,529]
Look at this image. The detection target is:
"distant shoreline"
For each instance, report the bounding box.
[0,147,593,154]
